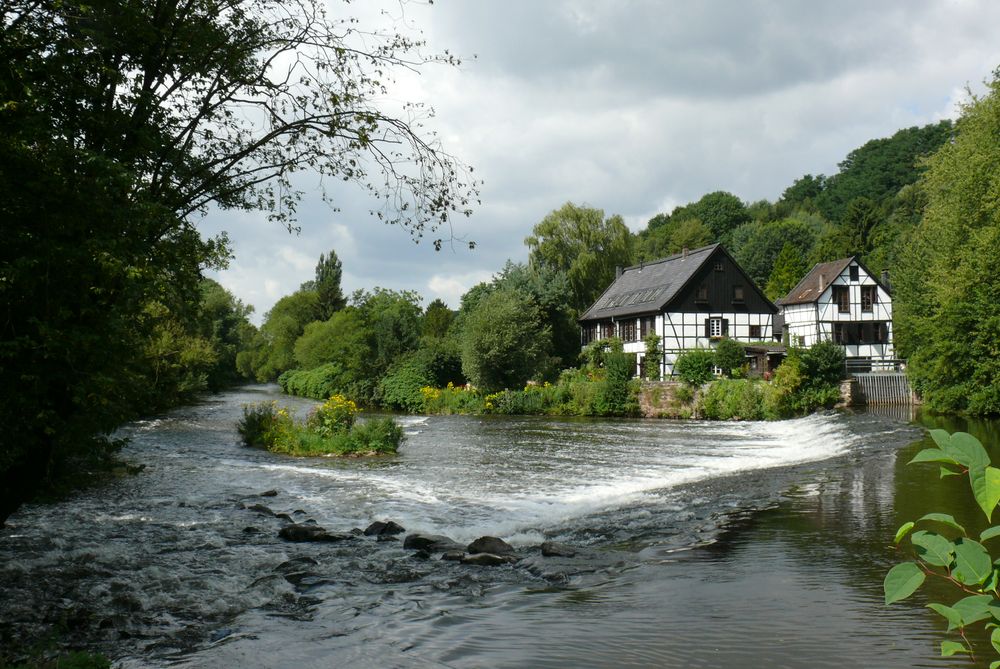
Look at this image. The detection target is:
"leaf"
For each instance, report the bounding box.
[981,526,1000,542]
[917,513,966,536]
[908,448,957,465]
[985,569,1000,594]
[927,603,964,631]
[970,465,1000,521]
[929,429,952,450]
[894,522,915,544]
[992,627,1000,655]
[940,466,961,478]
[950,432,991,470]
[990,662,1000,669]
[952,594,994,626]
[884,562,926,605]
[911,531,955,567]
[941,640,971,656]
[953,538,993,586]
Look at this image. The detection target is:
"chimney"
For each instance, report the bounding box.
[818,273,826,292]
[615,265,622,279]
[682,247,689,259]
[880,269,891,290]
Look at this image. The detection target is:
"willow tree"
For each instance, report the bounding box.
[0,0,478,523]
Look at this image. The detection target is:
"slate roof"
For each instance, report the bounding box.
[777,257,853,306]
[579,244,721,322]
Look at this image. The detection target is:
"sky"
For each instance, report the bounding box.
[196,0,1000,324]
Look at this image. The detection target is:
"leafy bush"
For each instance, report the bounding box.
[799,340,845,388]
[714,337,745,377]
[699,379,765,420]
[674,348,715,386]
[643,333,661,381]
[886,430,1000,660]
[306,394,359,436]
[594,351,639,416]
[237,399,400,456]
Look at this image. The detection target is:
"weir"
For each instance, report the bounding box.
[851,372,913,406]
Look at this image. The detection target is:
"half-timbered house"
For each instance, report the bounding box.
[578,244,779,378]
[776,257,895,371]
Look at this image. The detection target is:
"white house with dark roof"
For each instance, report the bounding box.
[776,256,895,371]
[578,244,779,378]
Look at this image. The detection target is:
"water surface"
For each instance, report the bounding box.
[0,386,987,667]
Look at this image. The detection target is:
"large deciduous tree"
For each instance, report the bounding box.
[0,0,477,523]
[895,71,1000,415]
[524,202,633,312]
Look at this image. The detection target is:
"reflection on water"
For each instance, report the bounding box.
[0,386,991,667]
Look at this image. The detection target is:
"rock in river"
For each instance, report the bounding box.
[461,553,517,567]
[278,524,353,543]
[540,541,578,558]
[467,536,514,556]
[364,520,406,537]
[402,533,464,552]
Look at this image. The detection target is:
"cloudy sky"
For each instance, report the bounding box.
[197,0,1000,324]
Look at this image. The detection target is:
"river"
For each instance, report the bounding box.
[1,385,995,667]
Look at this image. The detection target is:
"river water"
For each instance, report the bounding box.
[0,385,993,667]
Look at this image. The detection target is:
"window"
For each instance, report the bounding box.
[620,320,637,342]
[833,323,847,343]
[640,316,656,337]
[695,284,709,302]
[849,265,859,282]
[833,285,850,313]
[861,285,876,312]
[581,324,598,345]
[600,322,614,339]
[749,324,761,339]
[705,317,727,338]
[714,262,724,272]
[732,285,745,303]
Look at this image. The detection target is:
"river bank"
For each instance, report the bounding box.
[0,386,992,667]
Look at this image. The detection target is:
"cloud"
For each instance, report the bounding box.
[427,270,496,309]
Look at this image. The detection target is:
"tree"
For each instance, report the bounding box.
[895,70,1000,414]
[643,334,662,381]
[248,290,322,381]
[714,338,745,377]
[354,288,423,380]
[293,308,369,374]
[461,290,551,392]
[314,251,347,320]
[422,299,455,340]
[729,217,816,286]
[673,349,715,387]
[0,0,476,523]
[688,191,751,240]
[765,242,809,301]
[841,196,884,256]
[525,202,634,312]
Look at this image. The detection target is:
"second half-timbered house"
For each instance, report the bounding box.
[578,244,779,378]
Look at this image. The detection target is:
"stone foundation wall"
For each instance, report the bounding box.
[638,381,696,419]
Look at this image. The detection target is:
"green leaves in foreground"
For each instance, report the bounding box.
[887,429,1000,661]
[884,562,925,605]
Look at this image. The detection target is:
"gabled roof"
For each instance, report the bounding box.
[777,258,852,306]
[777,256,892,306]
[580,244,722,321]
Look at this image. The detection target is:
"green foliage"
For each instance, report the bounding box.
[729,217,816,286]
[237,400,401,456]
[688,191,752,240]
[524,202,634,312]
[248,290,323,381]
[673,349,716,387]
[292,308,370,375]
[761,346,843,418]
[378,355,436,412]
[422,298,455,339]
[713,338,745,378]
[895,72,1000,415]
[765,242,809,300]
[460,289,551,392]
[699,379,766,420]
[799,340,846,388]
[313,250,347,319]
[594,352,639,417]
[279,363,355,401]
[886,430,1000,660]
[353,288,423,380]
[643,333,662,381]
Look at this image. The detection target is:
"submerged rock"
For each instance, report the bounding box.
[540,541,578,558]
[364,520,406,537]
[278,524,353,543]
[440,551,465,562]
[467,536,514,556]
[402,533,464,552]
[275,556,320,573]
[244,503,275,516]
[461,553,517,567]
[259,489,279,497]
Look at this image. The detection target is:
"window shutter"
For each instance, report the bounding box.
[722,319,729,336]
[704,319,710,338]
